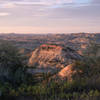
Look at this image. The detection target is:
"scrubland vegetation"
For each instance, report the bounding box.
[0,41,100,100]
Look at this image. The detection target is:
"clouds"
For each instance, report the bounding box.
[92,0,100,4]
[0,3,16,8]
[0,0,91,8]
[0,0,100,33]
[0,12,10,16]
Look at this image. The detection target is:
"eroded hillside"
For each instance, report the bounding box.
[28,44,83,78]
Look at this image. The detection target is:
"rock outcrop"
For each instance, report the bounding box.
[57,64,76,80]
[52,64,81,81]
[27,44,84,81]
[28,44,82,69]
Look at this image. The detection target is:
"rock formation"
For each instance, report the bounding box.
[28,44,82,71]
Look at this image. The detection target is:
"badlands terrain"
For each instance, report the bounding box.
[0,33,100,100]
[0,33,100,55]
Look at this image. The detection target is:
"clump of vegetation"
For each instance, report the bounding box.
[0,41,35,89]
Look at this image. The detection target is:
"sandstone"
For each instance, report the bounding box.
[28,44,82,69]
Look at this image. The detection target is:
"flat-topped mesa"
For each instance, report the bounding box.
[28,44,83,69]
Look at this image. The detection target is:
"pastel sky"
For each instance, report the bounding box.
[0,0,100,33]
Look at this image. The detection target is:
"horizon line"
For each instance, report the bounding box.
[0,32,99,35]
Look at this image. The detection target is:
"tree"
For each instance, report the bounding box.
[0,40,25,85]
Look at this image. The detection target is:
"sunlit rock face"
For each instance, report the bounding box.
[51,63,82,81]
[51,64,76,81]
[28,44,82,70]
[57,64,76,80]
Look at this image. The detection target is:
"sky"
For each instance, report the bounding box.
[0,0,100,33]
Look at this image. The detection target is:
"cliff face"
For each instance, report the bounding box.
[57,64,76,80]
[52,63,82,81]
[28,44,82,70]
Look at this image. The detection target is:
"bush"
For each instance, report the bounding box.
[0,41,32,87]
